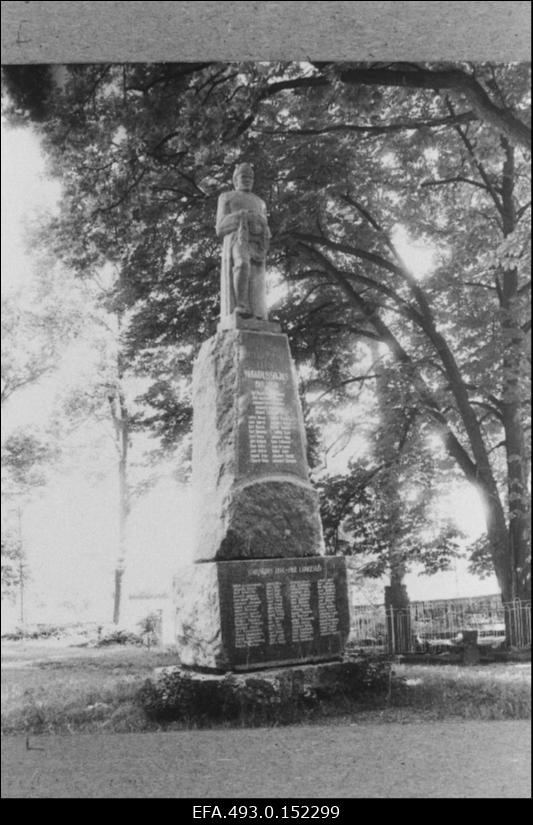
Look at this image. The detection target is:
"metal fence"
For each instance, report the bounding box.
[349,598,531,654]
[503,600,532,649]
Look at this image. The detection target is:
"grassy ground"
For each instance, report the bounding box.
[390,661,531,720]
[2,641,176,734]
[1,640,530,735]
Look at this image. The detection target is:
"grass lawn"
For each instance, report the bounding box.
[2,640,177,734]
[1,640,530,734]
[390,661,531,720]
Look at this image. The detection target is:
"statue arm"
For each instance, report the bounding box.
[216,194,269,237]
[250,200,270,237]
[261,201,271,238]
[216,194,242,238]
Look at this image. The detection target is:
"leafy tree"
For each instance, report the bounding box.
[2,258,135,624]
[2,61,530,609]
[315,355,463,589]
[1,261,82,618]
[1,430,59,619]
[1,519,24,608]
[1,263,84,406]
[47,274,150,626]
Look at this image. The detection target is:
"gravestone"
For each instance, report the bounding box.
[174,164,350,671]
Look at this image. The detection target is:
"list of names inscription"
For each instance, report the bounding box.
[247,375,297,466]
[218,557,349,669]
[233,583,264,648]
[289,580,314,642]
[317,579,339,635]
[238,333,308,479]
[266,581,286,645]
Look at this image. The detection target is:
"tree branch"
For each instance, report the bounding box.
[291,231,402,277]
[421,176,492,193]
[516,201,531,220]
[487,440,506,456]
[92,168,147,216]
[311,374,382,405]
[260,112,476,137]
[125,63,213,93]
[241,65,531,150]
[295,240,480,481]
[470,400,504,423]
[446,99,505,214]
[462,281,499,291]
[335,66,531,152]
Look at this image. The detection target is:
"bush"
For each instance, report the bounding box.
[1,622,98,642]
[136,612,162,648]
[138,672,310,726]
[96,628,144,647]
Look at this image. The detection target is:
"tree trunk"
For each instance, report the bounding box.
[109,322,131,626]
[370,341,413,654]
[112,565,124,626]
[18,556,25,625]
[385,578,411,655]
[498,141,531,607]
[17,507,25,626]
[111,389,130,625]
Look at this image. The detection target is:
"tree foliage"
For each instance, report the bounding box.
[1,430,57,609]
[315,356,463,582]
[1,524,23,601]
[2,61,530,602]
[1,264,84,407]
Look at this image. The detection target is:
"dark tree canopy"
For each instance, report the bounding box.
[2,61,530,603]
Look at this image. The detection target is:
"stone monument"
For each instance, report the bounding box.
[174,163,350,671]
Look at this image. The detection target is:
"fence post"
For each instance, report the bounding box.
[506,599,532,649]
[461,629,480,665]
[388,606,396,654]
[385,585,411,654]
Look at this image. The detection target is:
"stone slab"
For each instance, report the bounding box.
[175,556,350,671]
[152,657,382,702]
[217,311,281,333]
[236,331,308,480]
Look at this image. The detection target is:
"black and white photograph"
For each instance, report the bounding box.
[1,1,531,801]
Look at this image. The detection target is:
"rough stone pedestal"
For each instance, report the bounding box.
[191,326,325,561]
[174,321,350,672]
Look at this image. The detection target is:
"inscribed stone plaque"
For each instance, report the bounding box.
[217,556,350,670]
[237,332,308,482]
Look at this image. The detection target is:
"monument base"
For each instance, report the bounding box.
[174,556,350,672]
[142,657,390,723]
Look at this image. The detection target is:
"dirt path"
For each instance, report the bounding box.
[2,720,530,798]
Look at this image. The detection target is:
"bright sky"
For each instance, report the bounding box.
[1,123,61,293]
[1,121,499,629]
[391,224,439,280]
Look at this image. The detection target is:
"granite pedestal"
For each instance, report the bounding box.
[175,317,350,671]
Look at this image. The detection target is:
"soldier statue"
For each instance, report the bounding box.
[216,163,271,320]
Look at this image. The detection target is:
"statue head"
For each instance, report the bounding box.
[233,162,254,192]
